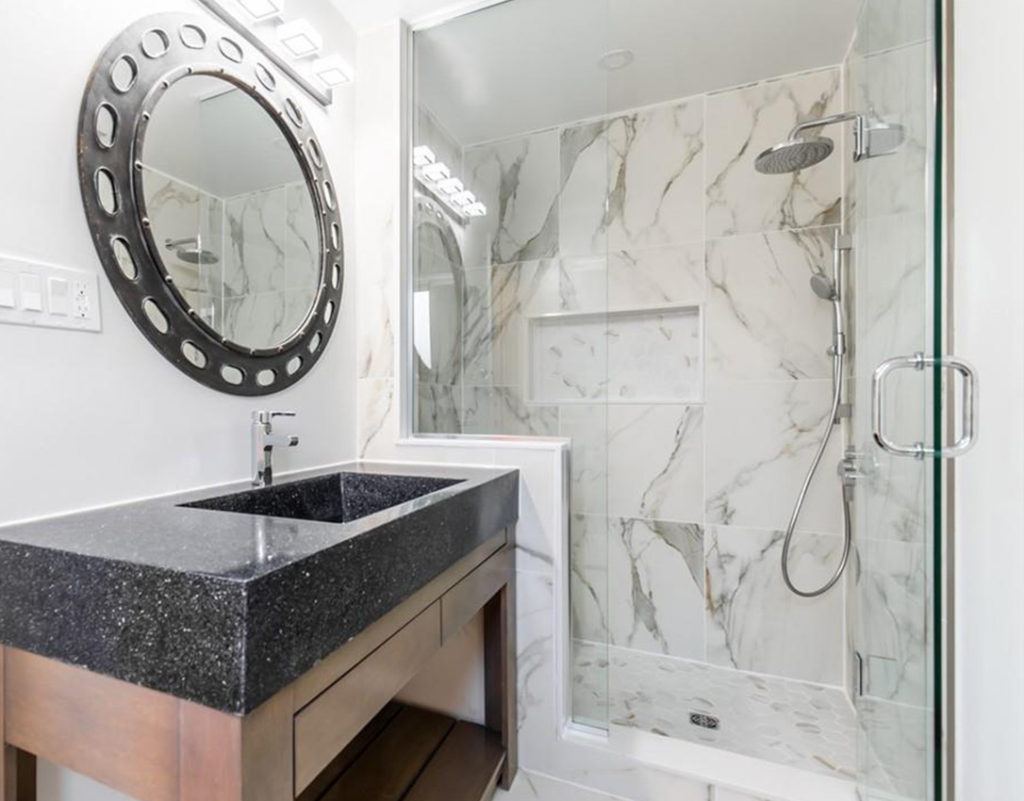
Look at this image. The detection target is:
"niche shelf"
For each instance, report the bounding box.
[527,303,704,405]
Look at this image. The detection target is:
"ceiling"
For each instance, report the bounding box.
[404,0,861,145]
[329,0,463,34]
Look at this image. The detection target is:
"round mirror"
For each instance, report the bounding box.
[78,13,343,395]
[140,75,320,351]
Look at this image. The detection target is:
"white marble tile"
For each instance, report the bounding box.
[706,68,843,237]
[706,227,836,382]
[357,377,396,459]
[560,405,608,516]
[848,43,931,221]
[571,513,610,646]
[704,525,845,685]
[705,380,843,534]
[605,306,703,402]
[607,244,706,308]
[461,386,559,438]
[607,517,705,659]
[856,697,930,801]
[573,641,856,781]
[560,99,704,257]
[856,0,933,57]
[607,404,703,523]
[416,383,461,435]
[463,261,563,387]
[464,130,560,268]
[853,538,928,707]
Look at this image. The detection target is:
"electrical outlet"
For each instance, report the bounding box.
[0,255,101,332]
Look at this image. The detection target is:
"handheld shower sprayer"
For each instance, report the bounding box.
[780,230,853,598]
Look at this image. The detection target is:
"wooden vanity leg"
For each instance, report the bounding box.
[179,688,293,801]
[484,555,517,790]
[2,750,36,801]
[1,648,36,801]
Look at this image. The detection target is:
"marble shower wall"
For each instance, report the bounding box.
[141,167,319,349]
[416,65,853,695]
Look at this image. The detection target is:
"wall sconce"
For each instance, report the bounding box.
[421,162,451,182]
[276,19,323,58]
[311,55,353,87]
[235,0,284,22]
[413,144,486,222]
[413,146,437,167]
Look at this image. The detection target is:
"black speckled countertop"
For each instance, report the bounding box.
[0,462,518,714]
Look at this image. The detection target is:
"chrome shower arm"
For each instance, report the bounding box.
[787,111,865,142]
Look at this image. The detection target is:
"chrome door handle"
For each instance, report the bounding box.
[872,352,978,459]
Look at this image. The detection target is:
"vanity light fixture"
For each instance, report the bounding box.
[311,54,353,87]
[235,0,284,22]
[276,19,323,59]
[413,145,486,221]
[413,146,436,167]
[421,161,451,182]
[436,177,464,196]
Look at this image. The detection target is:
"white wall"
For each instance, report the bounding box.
[0,1,359,797]
[953,1,1024,799]
[0,0,359,526]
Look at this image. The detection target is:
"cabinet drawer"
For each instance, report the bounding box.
[293,602,441,794]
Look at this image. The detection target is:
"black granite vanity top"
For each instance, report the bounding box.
[0,462,518,714]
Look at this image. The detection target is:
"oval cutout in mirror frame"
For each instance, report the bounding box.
[77,13,344,396]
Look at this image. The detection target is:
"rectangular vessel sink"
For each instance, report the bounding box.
[182,471,464,525]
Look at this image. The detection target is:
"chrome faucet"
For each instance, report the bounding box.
[251,411,299,487]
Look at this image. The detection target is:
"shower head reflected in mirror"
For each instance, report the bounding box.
[165,236,220,265]
[754,110,906,175]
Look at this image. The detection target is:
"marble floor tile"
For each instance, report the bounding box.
[706,227,837,382]
[704,525,845,685]
[572,641,856,781]
[705,67,842,238]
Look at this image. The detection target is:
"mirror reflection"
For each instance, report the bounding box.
[140,75,321,350]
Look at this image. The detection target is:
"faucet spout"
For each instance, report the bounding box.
[252,411,299,487]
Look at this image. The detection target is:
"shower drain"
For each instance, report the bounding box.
[689,712,720,730]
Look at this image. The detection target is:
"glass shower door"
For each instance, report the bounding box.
[846,1,962,799]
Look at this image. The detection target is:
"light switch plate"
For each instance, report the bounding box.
[0,256,101,332]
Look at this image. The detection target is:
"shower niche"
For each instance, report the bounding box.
[527,304,703,405]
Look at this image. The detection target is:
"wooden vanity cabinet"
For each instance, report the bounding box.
[0,534,516,801]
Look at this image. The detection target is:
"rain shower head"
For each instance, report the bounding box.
[754,110,906,175]
[755,136,835,175]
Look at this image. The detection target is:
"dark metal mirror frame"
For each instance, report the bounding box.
[77,13,344,396]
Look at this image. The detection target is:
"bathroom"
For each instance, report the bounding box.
[0,0,1018,800]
